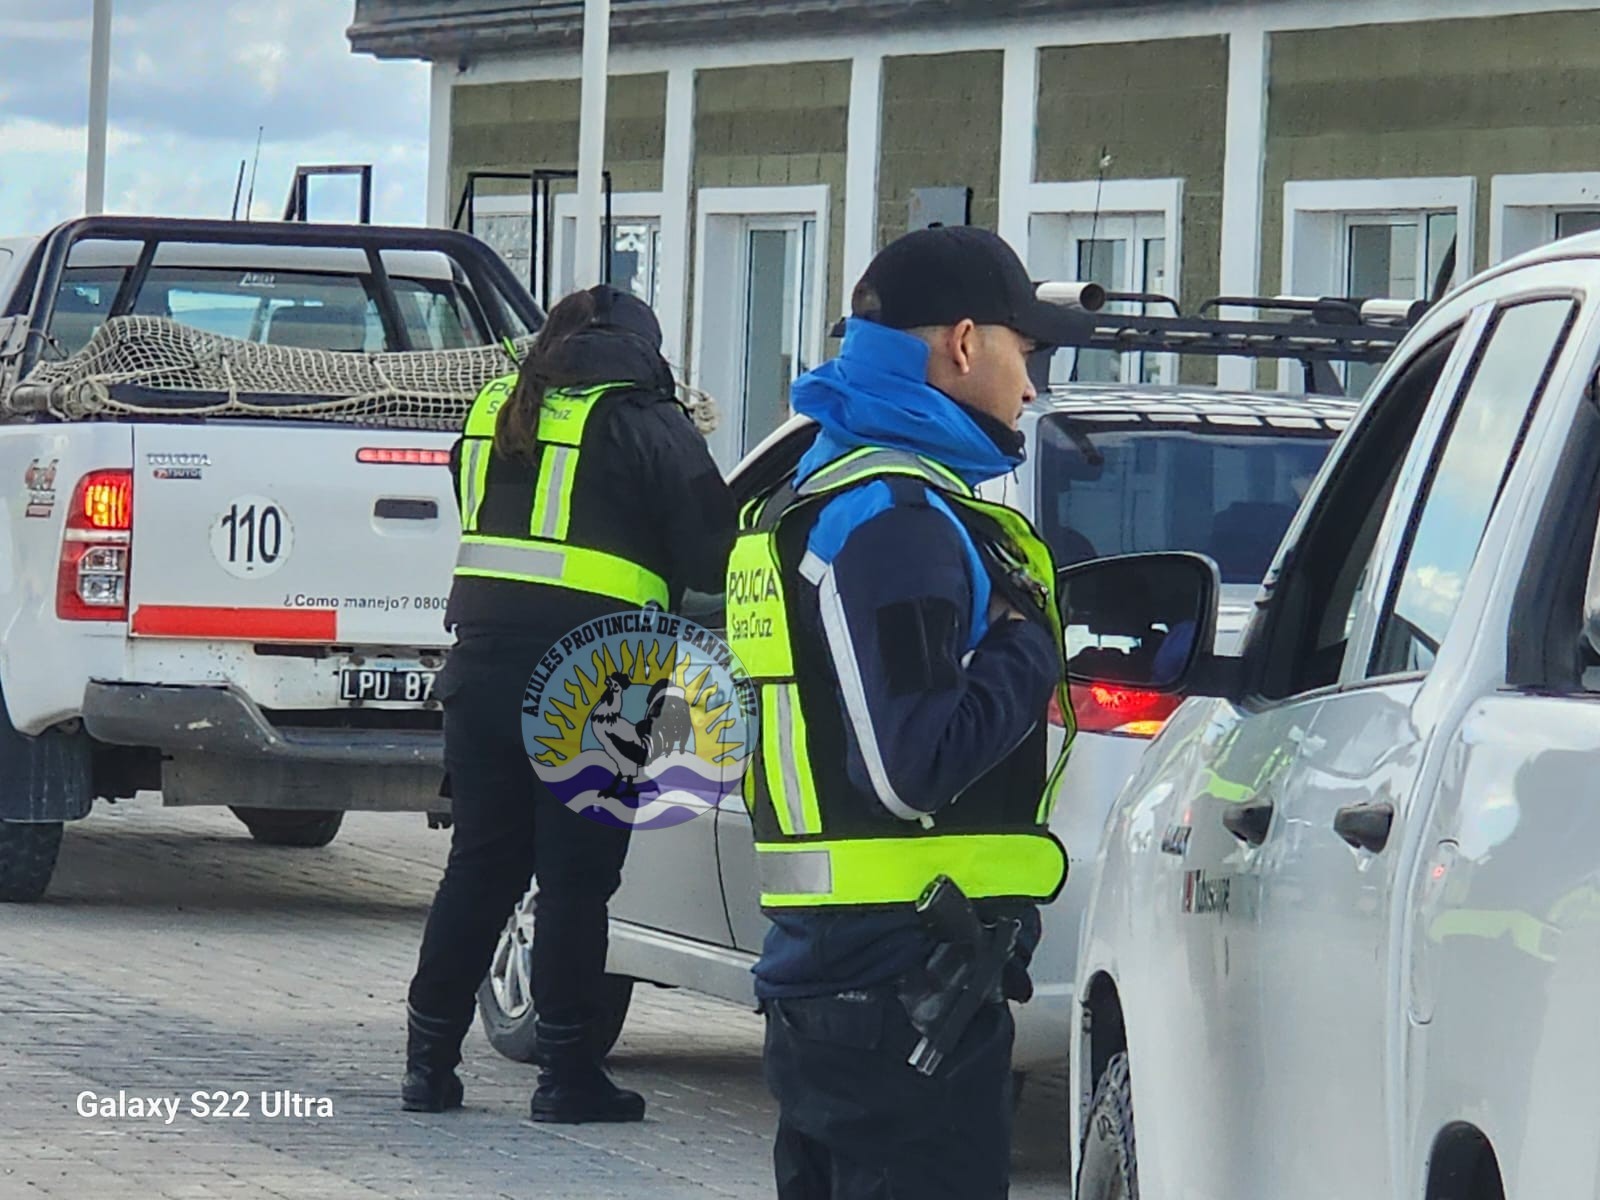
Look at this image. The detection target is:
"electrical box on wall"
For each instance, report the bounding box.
[909,187,972,231]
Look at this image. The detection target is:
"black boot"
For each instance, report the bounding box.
[529,1020,645,1124]
[401,1004,468,1113]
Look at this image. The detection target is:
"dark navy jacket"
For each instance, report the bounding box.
[752,320,1061,1000]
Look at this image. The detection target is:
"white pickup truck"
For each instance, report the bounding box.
[1065,233,1600,1199]
[0,216,542,901]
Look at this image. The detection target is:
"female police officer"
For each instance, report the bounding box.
[402,284,735,1124]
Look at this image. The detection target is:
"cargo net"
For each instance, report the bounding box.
[8,315,719,434]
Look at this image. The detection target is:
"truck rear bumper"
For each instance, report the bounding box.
[81,682,446,813]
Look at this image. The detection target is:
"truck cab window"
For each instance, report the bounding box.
[1254,331,1461,701]
[1370,299,1576,678]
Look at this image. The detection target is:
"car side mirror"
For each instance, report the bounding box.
[1057,552,1226,696]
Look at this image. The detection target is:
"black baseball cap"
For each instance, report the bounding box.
[844,226,1089,347]
[587,284,663,350]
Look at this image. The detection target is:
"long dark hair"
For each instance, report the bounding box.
[494,289,598,461]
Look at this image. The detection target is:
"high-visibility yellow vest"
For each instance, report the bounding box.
[453,374,670,609]
[726,445,1074,912]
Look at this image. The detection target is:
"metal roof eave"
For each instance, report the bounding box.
[346,0,1208,62]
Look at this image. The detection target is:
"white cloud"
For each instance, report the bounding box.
[0,116,143,156]
[0,0,429,234]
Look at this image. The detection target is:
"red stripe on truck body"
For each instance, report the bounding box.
[131,606,337,642]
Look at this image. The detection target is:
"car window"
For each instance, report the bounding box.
[1035,417,1340,584]
[1254,331,1462,701]
[1369,299,1576,677]
[49,265,490,356]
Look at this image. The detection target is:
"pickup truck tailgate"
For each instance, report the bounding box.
[128,424,458,647]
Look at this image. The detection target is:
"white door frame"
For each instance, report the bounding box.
[1281,176,1475,389]
[1024,178,1184,385]
[692,184,831,467]
[1281,177,1476,299]
[551,190,668,331]
[1489,171,1600,264]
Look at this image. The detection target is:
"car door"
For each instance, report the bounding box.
[1400,323,1600,1198]
[1118,321,1469,1200]
[714,419,819,952]
[1250,289,1582,1200]
[613,419,816,947]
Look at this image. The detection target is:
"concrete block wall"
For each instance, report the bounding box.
[1036,36,1228,314]
[694,59,851,331]
[1263,10,1600,293]
[449,73,667,208]
[877,51,1004,253]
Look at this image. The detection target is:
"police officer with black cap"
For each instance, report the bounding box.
[726,226,1083,1198]
[402,284,736,1124]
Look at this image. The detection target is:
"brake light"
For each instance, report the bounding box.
[1067,682,1183,738]
[57,469,133,622]
[357,447,451,466]
[80,472,132,530]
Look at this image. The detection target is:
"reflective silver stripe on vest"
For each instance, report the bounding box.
[536,446,577,539]
[456,540,565,579]
[758,849,833,896]
[461,438,488,531]
[797,449,968,497]
[773,685,814,836]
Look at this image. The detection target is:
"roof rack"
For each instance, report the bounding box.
[1044,286,1429,395]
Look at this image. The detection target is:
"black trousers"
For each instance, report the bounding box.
[763,988,1015,1200]
[407,641,632,1032]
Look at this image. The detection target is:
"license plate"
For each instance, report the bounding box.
[339,667,436,704]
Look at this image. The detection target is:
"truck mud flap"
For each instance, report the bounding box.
[0,691,92,822]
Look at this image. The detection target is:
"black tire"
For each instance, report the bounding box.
[477,973,633,1064]
[1077,1052,1139,1200]
[229,807,344,848]
[475,893,634,1063]
[0,821,64,903]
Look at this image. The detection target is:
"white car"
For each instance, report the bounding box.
[1067,235,1600,1199]
[0,215,539,900]
[480,381,1361,1084]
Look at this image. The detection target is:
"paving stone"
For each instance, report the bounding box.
[0,795,1071,1197]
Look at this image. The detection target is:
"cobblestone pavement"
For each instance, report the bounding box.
[0,796,1072,1199]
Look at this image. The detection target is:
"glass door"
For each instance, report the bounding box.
[1033,213,1169,386]
[1341,211,1456,394]
[556,216,662,309]
[739,217,816,455]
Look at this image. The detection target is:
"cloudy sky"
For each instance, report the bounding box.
[0,1,430,234]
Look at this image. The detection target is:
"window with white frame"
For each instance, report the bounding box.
[553,192,665,310]
[1283,178,1474,394]
[1491,173,1600,264]
[1024,180,1183,387]
[693,186,829,469]
[471,195,539,296]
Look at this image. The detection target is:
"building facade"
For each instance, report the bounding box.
[350,0,1600,466]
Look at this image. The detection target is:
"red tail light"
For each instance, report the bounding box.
[1066,682,1183,738]
[57,469,133,622]
[357,447,451,465]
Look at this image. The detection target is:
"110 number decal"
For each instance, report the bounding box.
[210,494,295,579]
[220,502,284,566]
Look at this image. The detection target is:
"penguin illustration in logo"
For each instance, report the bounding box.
[589,672,650,798]
[642,678,693,762]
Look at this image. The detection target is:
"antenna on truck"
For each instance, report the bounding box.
[244,125,264,220]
